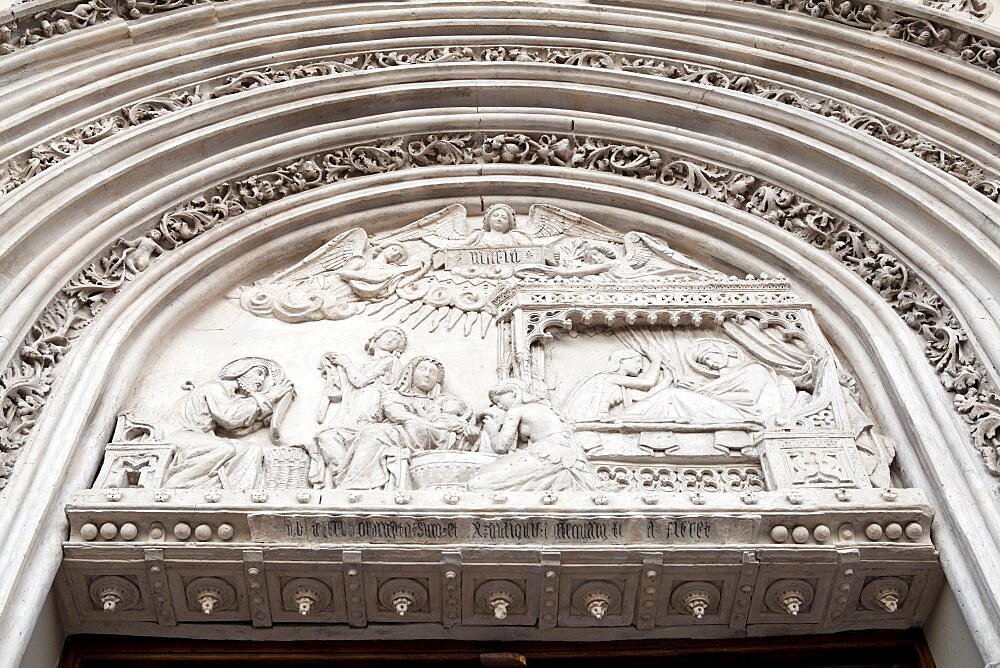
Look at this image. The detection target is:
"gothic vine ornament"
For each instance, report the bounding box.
[3,46,998,205]
[0,0,205,56]
[1,131,998,491]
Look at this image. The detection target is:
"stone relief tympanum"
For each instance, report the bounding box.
[96,203,896,496]
[61,203,941,639]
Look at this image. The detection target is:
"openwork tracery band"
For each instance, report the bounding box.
[0,130,997,491]
[3,45,999,203]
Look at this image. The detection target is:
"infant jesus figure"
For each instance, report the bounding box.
[419,395,480,451]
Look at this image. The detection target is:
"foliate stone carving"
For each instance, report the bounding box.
[5,134,999,496]
[88,575,141,613]
[5,46,999,207]
[0,0,115,57]
[0,0,207,59]
[737,0,990,24]
[0,90,201,196]
[184,576,236,615]
[765,578,815,616]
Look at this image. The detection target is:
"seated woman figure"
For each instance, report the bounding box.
[468,380,601,492]
[335,356,477,490]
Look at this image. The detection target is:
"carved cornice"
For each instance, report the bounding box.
[3,45,997,205]
[1,130,997,491]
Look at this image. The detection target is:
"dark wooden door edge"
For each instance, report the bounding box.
[60,629,935,668]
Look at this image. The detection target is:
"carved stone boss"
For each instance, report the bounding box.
[60,204,940,639]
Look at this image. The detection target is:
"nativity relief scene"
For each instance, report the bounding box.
[61,203,938,637]
[86,204,893,494]
[90,203,893,498]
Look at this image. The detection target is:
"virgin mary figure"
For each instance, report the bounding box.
[335,356,477,490]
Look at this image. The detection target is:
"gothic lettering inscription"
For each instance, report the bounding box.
[250,514,754,545]
[444,246,548,267]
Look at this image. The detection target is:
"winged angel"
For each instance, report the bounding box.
[238,204,723,337]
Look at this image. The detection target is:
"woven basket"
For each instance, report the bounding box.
[263,446,310,489]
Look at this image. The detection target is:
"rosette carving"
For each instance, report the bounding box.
[89,575,141,613]
[377,577,429,617]
[281,577,333,616]
[185,577,236,615]
[474,579,526,621]
[765,578,815,616]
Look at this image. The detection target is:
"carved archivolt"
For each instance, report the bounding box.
[3,45,998,204]
[0,0,204,57]
[2,131,996,492]
[0,0,996,65]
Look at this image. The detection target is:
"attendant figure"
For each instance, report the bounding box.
[561,349,662,422]
[469,380,601,491]
[308,327,409,488]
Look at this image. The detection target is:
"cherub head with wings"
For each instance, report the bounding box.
[482,204,517,234]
